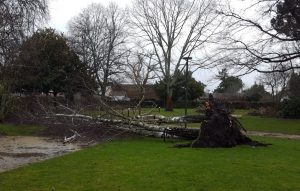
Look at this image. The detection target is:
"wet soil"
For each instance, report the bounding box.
[0,136,80,173]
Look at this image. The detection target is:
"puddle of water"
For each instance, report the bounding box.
[0,136,80,173]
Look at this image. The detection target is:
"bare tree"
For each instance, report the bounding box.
[131,0,221,110]
[68,3,129,96]
[0,0,48,120]
[0,0,48,79]
[217,0,300,74]
[125,50,158,110]
[258,66,291,100]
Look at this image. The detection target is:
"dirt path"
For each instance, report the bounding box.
[0,136,80,173]
[247,131,300,140]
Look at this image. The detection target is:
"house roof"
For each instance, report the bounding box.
[111,90,127,97]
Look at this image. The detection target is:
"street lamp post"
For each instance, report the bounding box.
[182,56,192,128]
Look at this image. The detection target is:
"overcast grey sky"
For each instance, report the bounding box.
[48,0,258,92]
[49,0,132,32]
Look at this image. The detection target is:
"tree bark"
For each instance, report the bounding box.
[165,84,173,111]
[165,96,173,111]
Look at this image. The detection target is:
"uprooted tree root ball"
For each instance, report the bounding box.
[190,114,267,148]
[173,95,269,148]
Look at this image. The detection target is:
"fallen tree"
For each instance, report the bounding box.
[15,95,267,148]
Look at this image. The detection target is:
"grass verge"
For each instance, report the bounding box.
[239,116,300,135]
[0,137,299,191]
[0,123,44,136]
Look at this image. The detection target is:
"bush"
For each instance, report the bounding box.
[248,106,278,117]
[279,98,300,118]
[0,85,18,121]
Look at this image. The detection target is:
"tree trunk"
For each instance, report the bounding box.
[165,96,173,111]
[100,77,108,97]
[100,85,106,97]
[165,85,173,111]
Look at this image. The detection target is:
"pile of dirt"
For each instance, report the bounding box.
[39,122,140,145]
[5,111,140,145]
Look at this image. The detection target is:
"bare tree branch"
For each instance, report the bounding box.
[217,0,300,74]
[131,0,222,110]
[68,2,129,96]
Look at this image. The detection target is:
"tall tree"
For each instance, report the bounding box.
[14,28,95,100]
[288,72,300,98]
[131,0,221,110]
[214,69,243,94]
[271,0,300,39]
[0,0,48,120]
[258,67,291,100]
[243,83,268,102]
[0,0,48,83]
[68,3,128,96]
[155,71,205,102]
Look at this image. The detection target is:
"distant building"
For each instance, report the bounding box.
[106,84,160,101]
[212,93,243,101]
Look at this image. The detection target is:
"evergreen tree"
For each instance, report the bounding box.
[271,0,300,38]
[243,83,268,101]
[214,69,243,94]
[14,28,96,100]
[155,71,205,102]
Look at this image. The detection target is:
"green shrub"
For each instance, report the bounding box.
[279,97,300,118]
[0,85,17,121]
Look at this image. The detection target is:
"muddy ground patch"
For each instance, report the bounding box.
[0,121,140,173]
[0,136,80,173]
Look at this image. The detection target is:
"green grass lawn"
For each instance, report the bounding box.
[84,108,200,118]
[231,109,300,134]
[187,116,300,135]
[0,137,299,191]
[0,123,44,136]
[140,107,200,117]
[239,116,300,135]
